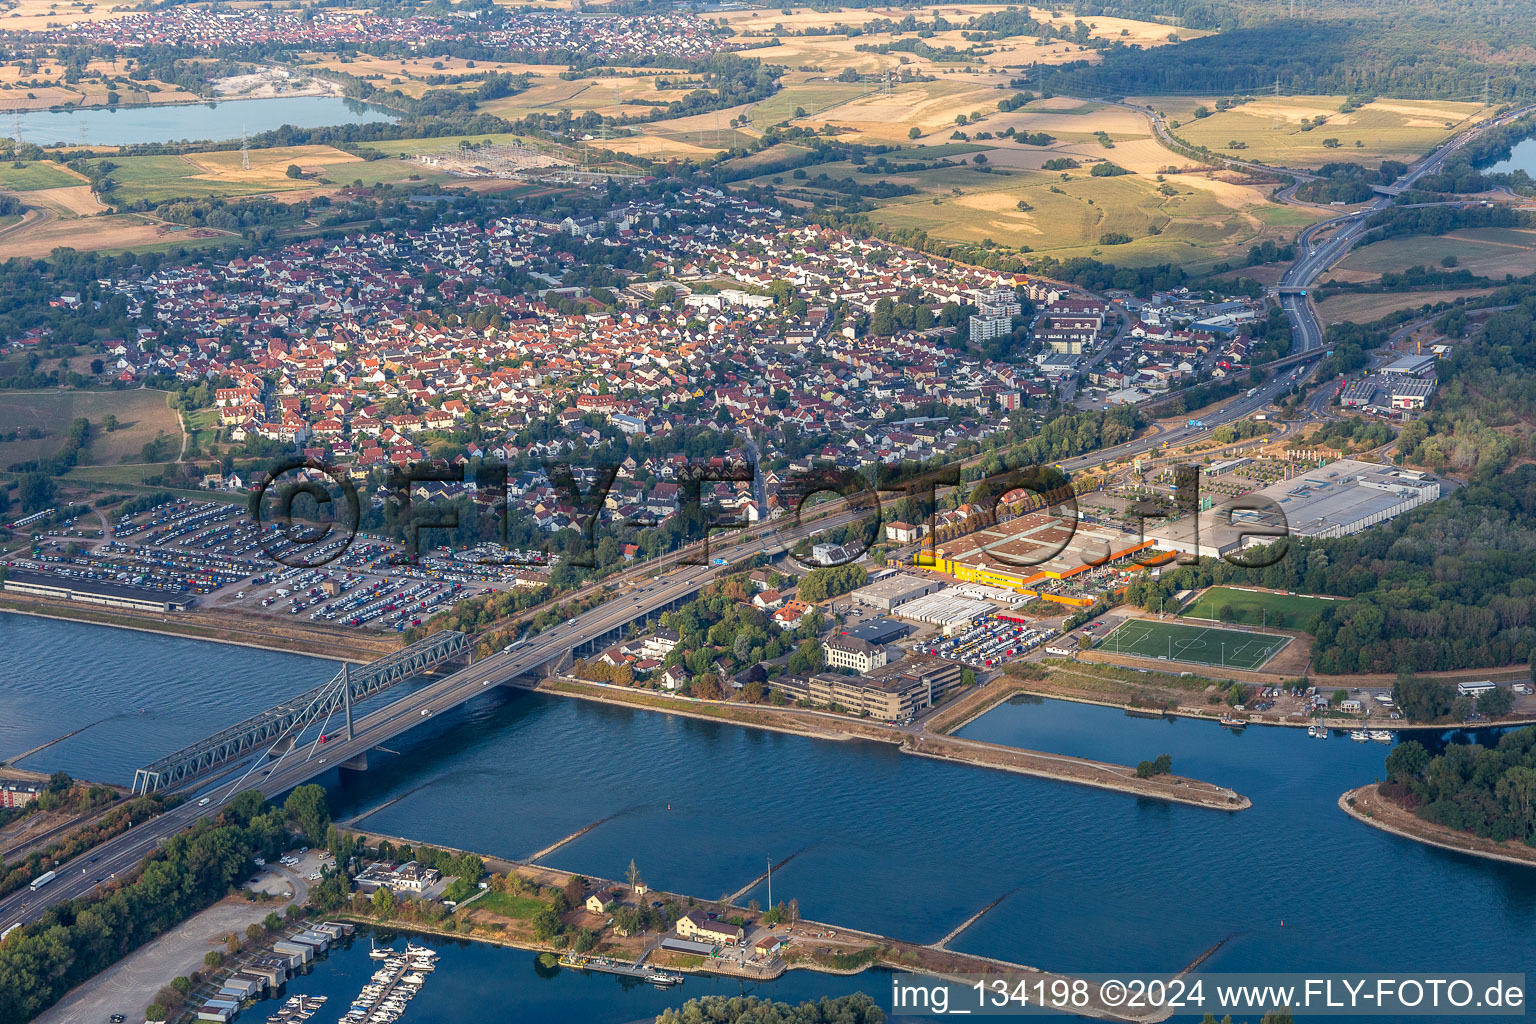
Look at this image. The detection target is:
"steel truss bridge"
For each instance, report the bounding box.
[131,631,472,794]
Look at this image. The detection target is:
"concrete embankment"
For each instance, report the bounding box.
[338,825,1187,1023]
[541,677,1250,810]
[0,596,394,663]
[1340,784,1536,869]
[904,734,1250,811]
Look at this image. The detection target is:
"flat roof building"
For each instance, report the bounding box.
[776,661,964,721]
[1242,460,1441,540]
[851,573,944,611]
[1381,354,1436,376]
[894,590,995,634]
[839,618,911,646]
[2,569,193,613]
[924,509,1154,601]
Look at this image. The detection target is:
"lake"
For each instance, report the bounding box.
[6,96,397,148]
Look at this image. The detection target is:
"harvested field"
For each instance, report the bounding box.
[26,184,106,217]
[0,212,229,258]
[1317,287,1496,324]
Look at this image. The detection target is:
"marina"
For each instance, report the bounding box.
[340,942,439,1024]
[266,993,327,1024]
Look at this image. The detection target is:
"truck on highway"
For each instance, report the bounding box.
[711,557,727,566]
[29,870,56,891]
[1186,419,1205,428]
[1246,388,1258,398]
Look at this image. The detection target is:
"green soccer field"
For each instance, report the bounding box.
[1096,619,1290,670]
[1180,587,1337,631]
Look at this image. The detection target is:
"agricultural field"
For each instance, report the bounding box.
[1096,618,1290,670]
[860,154,1291,267]
[723,4,1203,74]
[1316,287,1496,325]
[81,145,449,204]
[749,81,871,130]
[1142,95,1486,169]
[813,76,1014,143]
[1180,586,1338,631]
[0,161,88,192]
[1329,227,1536,282]
[24,184,106,217]
[0,389,182,468]
[477,69,699,123]
[0,211,229,258]
[0,0,140,32]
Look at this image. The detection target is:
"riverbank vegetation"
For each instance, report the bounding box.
[654,994,885,1024]
[1383,727,1536,845]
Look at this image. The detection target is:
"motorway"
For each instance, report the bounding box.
[1277,103,1536,361]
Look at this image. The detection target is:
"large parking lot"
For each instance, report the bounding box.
[915,613,1058,669]
[10,499,547,632]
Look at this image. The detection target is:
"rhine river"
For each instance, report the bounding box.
[8,615,1535,1021]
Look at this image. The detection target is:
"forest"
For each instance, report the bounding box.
[1394,293,1536,476]
[1043,18,1536,99]
[1383,727,1536,844]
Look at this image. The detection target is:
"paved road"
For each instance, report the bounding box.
[1276,104,1536,363]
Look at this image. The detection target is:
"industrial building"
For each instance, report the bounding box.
[921,509,1154,603]
[2,569,193,612]
[1240,460,1441,540]
[1340,370,1438,414]
[1150,460,1442,554]
[838,618,911,646]
[1381,354,1436,376]
[850,573,944,611]
[894,590,995,634]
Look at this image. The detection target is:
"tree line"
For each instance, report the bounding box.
[0,789,297,1024]
[1384,727,1536,844]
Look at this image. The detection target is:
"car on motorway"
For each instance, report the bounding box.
[421,708,431,716]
